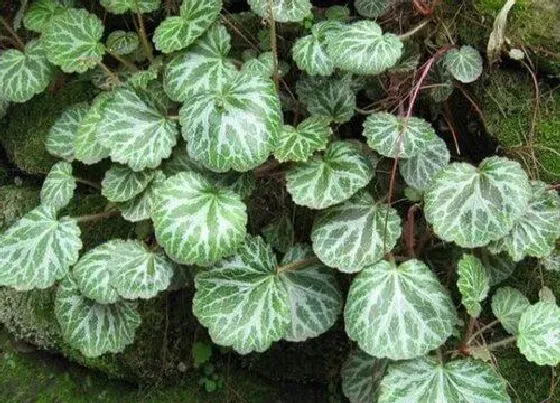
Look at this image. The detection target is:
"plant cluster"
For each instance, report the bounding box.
[0,0,559,401]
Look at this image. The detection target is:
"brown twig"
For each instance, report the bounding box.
[276,257,320,274]
[0,16,25,50]
[74,209,120,223]
[405,204,420,257]
[135,5,154,62]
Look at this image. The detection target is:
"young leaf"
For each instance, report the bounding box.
[292,21,341,77]
[106,31,139,55]
[286,141,373,209]
[378,356,510,402]
[46,102,89,161]
[0,205,82,290]
[23,0,65,33]
[153,0,221,53]
[444,45,483,83]
[542,249,560,272]
[74,92,111,165]
[354,0,391,18]
[241,52,275,78]
[424,157,531,248]
[100,0,160,14]
[0,40,55,103]
[55,277,141,357]
[341,349,387,403]
[312,192,401,273]
[362,112,437,158]
[345,259,457,360]
[101,165,155,203]
[399,135,450,190]
[517,302,560,366]
[247,0,311,23]
[327,21,403,75]
[127,57,163,89]
[473,248,515,287]
[491,181,560,261]
[163,23,237,102]
[40,161,77,211]
[275,116,332,163]
[296,74,356,123]
[120,171,166,222]
[179,70,281,173]
[262,214,294,253]
[98,86,179,171]
[457,255,490,317]
[152,172,247,266]
[42,8,106,73]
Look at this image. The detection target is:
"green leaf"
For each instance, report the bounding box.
[444,45,483,83]
[100,0,160,14]
[0,40,54,103]
[42,8,105,73]
[399,135,450,190]
[247,0,311,23]
[101,165,155,203]
[0,205,82,290]
[286,141,373,209]
[424,157,531,248]
[98,86,179,171]
[378,356,510,402]
[153,0,222,53]
[40,161,77,211]
[127,57,163,90]
[46,102,89,161]
[345,259,456,360]
[106,31,139,55]
[517,302,560,366]
[0,99,8,120]
[55,277,141,357]
[327,21,403,75]
[74,92,111,165]
[296,74,356,124]
[23,0,65,33]
[312,192,401,273]
[341,350,387,403]
[275,116,331,163]
[491,181,560,261]
[279,244,342,342]
[457,255,490,317]
[539,286,556,304]
[262,214,294,253]
[292,22,341,77]
[163,23,236,102]
[354,0,391,17]
[542,249,560,272]
[473,248,515,287]
[241,52,275,78]
[152,171,247,266]
[192,342,212,368]
[120,171,166,222]
[179,70,282,173]
[363,112,437,158]
[491,287,531,335]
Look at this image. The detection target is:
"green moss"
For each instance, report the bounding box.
[0,184,41,231]
[1,80,97,175]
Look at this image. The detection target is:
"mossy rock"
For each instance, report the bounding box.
[1,80,97,175]
[476,69,560,182]
[0,184,40,231]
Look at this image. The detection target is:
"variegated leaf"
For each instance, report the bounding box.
[291,21,341,77]
[355,0,391,18]
[542,249,560,272]
[312,192,401,273]
[262,214,294,253]
[241,52,275,78]
[424,157,531,248]
[341,349,387,403]
[491,286,530,335]
[153,0,221,53]
[55,277,141,357]
[0,40,54,103]
[327,21,402,75]
[444,45,483,83]
[23,0,65,33]
[101,165,155,203]
[473,248,515,287]
[363,112,437,158]
[517,302,560,366]
[100,0,160,14]
[0,205,82,290]
[457,254,490,317]
[379,356,510,402]
[286,141,373,209]
[345,259,456,360]
[42,8,105,73]
[74,92,111,165]
[163,23,236,102]
[152,171,247,266]
[491,181,560,261]
[46,102,89,161]
[247,0,311,23]
[40,161,77,211]
[120,171,166,222]
[179,70,282,173]
[98,86,178,171]
[106,30,139,55]
[275,117,331,163]
[399,135,450,190]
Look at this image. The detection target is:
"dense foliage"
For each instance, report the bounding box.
[0,0,559,401]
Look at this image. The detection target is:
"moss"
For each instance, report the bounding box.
[0,184,41,230]
[476,69,560,182]
[1,80,97,175]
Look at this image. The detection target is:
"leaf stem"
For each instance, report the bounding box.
[398,19,431,41]
[266,0,279,90]
[135,6,154,62]
[467,319,500,345]
[406,203,420,258]
[97,61,121,84]
[76,177,101,191]
[108,50,139,72]
[0,16,25,50]
[74,209,120,223]
[276,257,320,274]
[485,335,517,351]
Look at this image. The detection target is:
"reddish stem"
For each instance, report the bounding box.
[406,204,420,257]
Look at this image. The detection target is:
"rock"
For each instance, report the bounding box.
[0,184,41,231]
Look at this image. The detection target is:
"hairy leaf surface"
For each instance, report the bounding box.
[275,116,331,163]
[101,165,155,203]
[341,349,387,403]
[41,161,77,211]
[46,102,89,161]
[517,302,560,366]
[457,255,490,317]
[248,0,311,22]
[491,287,530,335]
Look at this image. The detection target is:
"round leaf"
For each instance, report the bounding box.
[444,45,483,83]
[74,92,111,165]
[106,30,139,55]
[491,286,530,335]
[40,161,77,211]
[23,0,65,33]
[291,22,340,77]
[517,302,560,366]
[457,254,490,317]
[247,0,311,23]
[355,0,391,18]
[542,249,560,272]
[120,171,166,222]
[275,116,332,163]
[341,349,387,403]
[100,0,160,14]
[46,102,89,161]
[101,165,155,203]
[399,135,450,190]
[262,214,294,253]
[345,259,457,360]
